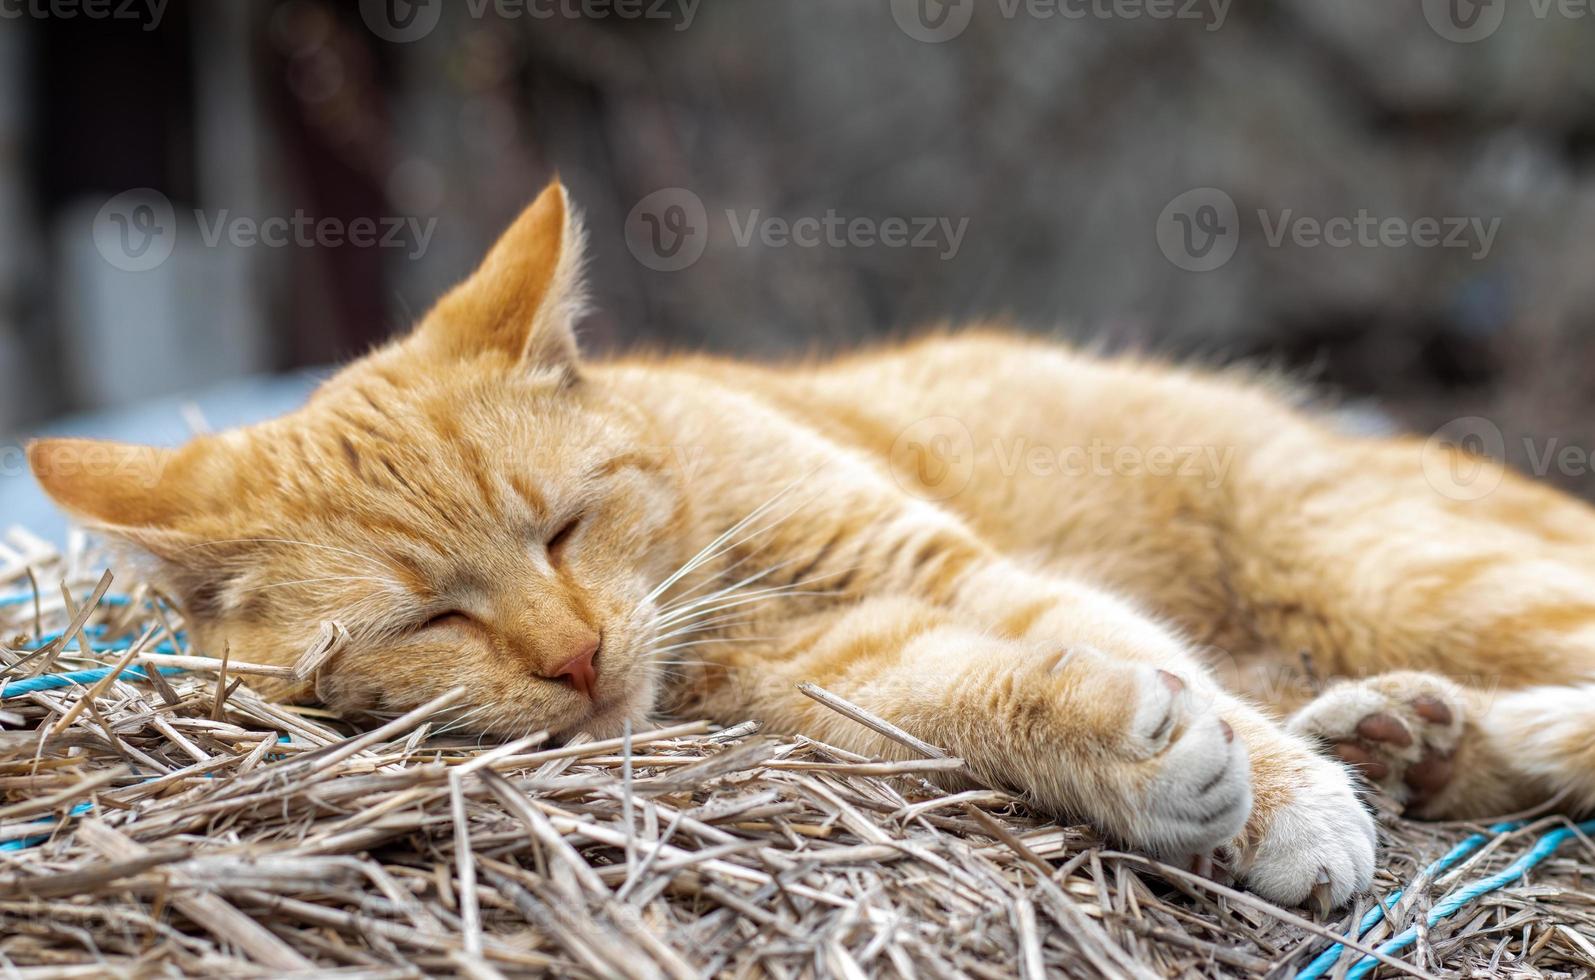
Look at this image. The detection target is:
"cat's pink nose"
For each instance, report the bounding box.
[550,638,600,700]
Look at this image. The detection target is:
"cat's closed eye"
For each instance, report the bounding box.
[422,611,474,633]
[547,513,582,561]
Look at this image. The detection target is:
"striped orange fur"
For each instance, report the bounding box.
[32,179,1595,908]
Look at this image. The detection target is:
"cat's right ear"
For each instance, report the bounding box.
[29,438,190,530]
[416,177,588,376]
[27,437,239,558]
[29,436,251,612]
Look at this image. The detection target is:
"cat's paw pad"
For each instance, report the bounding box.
[1231,753,1376,910]
[1287,673,1465,811]
[1121,668,1253,857]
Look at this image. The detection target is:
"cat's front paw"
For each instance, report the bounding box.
[1230,748,1377,909]
[1014,651,1254,859]
[1118,668,1254,858]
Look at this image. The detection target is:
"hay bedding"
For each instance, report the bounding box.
[2,530,1595,979]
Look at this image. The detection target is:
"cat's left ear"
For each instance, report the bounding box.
[418,177,588,374]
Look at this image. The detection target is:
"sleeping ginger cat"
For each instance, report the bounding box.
[29,179,1595,909]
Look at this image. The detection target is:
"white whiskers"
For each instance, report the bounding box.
[641,468,824,607]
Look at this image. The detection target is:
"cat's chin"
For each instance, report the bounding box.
[553,680,658,742]
[560,702,654,741]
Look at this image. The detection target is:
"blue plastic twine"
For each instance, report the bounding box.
[0,585,199,851]
[1296,818,1595,979]
[2,587,188,699]
[0,801,97,852]
[2,663,188,698]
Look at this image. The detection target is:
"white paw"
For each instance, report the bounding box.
[1122,669,1254,857]
[1288,673,1465,812]
[1232,753,1377,909]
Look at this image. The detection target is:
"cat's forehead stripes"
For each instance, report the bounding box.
[592,450,671,480]
[27,181,684,747]
[506,470,548,515]
[269,400,634,578]
[354,384,396,421]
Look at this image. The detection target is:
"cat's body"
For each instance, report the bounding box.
[31,181,1595,909]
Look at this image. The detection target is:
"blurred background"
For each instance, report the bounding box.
[3,0,1595,538]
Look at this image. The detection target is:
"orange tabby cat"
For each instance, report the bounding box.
[30,179,1595,908]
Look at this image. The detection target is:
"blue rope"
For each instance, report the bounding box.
[1,664,188,698]
[1295,821,1520,980]
[3,588,188,698]
[0,801,96,852]
[1296,818,1595,979]
[0,586,210,852]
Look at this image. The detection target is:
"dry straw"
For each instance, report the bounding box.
[3,528,1595,978]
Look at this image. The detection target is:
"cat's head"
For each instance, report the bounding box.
[29,180,687,738]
